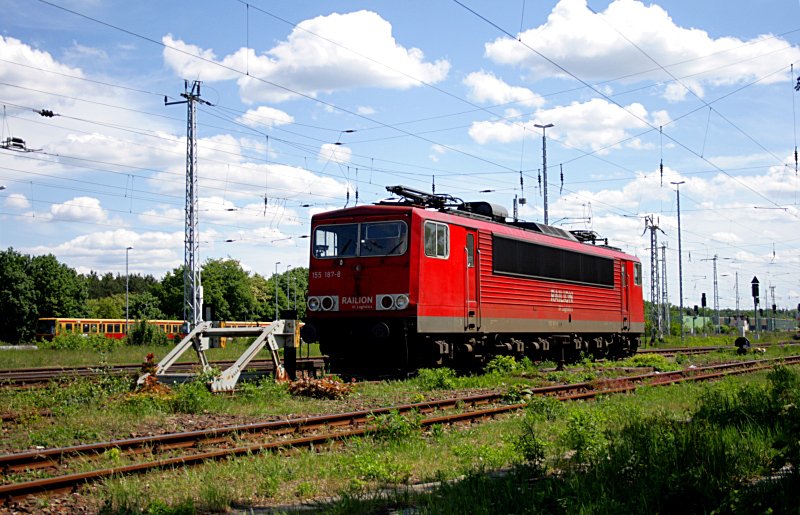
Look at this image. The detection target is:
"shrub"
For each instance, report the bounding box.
[369,410,421,442]
[127,319,168,346]
[511,413,547,473]
[562,409,607,464]
[484,355,519,375]
[170,379,213,414]
[42,333,123,352]
[414,368,456,390]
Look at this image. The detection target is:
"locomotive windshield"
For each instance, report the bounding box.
[313,221,407,258]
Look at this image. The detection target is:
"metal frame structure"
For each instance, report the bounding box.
[136,320,299,392]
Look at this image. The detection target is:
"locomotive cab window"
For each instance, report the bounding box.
[313,223,358,258]
[633,262,642,286]
[314,221,408,258]
[466,234,475,267]
[360,221,408,257]
[424,221,449,258]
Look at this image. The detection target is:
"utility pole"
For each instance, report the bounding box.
[274,261,281,320]
[671,181,686,343]
[660,245,670,332]
[644,215,664,341]
[125,246,132,334]
[534,123,554,225]
[770,285,776,332]
[700,255,720,333]
[166,81,213,330]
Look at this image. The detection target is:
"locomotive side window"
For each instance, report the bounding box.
[360,222,408,257]
[633,262,642,286]
[492,235,614,287]
[466,234,475,267]
[313,224,358,258]
[424,221,449,258]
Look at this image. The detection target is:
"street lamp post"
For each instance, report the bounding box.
[125,247,133,335]
[671,181,685,344]
[534,123,554,225]
[274,261,281,320]
[286,265,292,312]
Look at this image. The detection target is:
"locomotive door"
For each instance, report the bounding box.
[620,260,630,331]
[464,230,480,331]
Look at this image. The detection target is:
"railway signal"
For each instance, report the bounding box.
[751,276,760,338]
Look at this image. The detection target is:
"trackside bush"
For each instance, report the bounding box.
[41,333,123,352]
[414,368,456,390]
[127,319,169,346]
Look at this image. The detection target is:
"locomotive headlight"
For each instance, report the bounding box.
[307,297,320,311]
[320,296,338,311]
[394,294,410,310]
[379,295,395,310]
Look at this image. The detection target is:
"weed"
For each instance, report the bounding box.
[198,481,234,512]
[369,410,421,442]
[511,413,547,473]
[414,367,456,390]
[452,442,514,472]
[525,395,566,422]
[295,481,316,498]
[484,355,519,374]
[170,380,214,414]
[562,408,607,465]
[618,353,679,371]
[350,451,411,484]
[502,383,534,403]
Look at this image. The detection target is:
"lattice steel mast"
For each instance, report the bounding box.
[644,215,664,340]
[166,81,212,329]
[660,245,670,332]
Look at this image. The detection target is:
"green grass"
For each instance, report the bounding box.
[2,347,800,512]
[0,341,321,370]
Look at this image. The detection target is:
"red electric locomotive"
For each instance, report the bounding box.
[302,186,644,372]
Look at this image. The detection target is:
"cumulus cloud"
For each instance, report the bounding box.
[236,106,295,128]
[485,0,800,99]
[463,71,545,108]
[0,36,91,105]
[4,193,30,209]
[163,10,450,103]
[40,196,108,223]
[468,98,670,151]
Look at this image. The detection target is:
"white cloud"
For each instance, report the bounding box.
[236,106,294,128]
[318,143,352,164]
[485,0,800,99]
[463,71,545,108]
[711,232,743,244]
[0,36,90,105]
[41,196,108,223]
[163,11,450,103]
[4,193,30,209]
[357,105,376,115]
[63,41,108,63]
[468,98,669,151]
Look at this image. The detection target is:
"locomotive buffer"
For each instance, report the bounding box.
[136,318,300,392]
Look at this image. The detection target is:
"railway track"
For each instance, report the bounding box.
[2,354,798,502]
[0,357,325,386]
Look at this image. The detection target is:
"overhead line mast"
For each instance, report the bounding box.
[166,80,213,330]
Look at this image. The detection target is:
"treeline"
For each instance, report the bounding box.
[0,247,307,343]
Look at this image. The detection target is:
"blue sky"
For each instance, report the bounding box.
[2,0,800,312]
